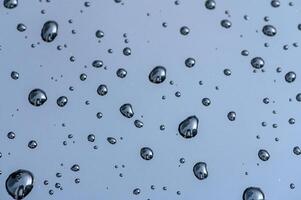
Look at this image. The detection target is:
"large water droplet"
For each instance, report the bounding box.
[6,169,34,199]
[251,57,265,69]
[120,103,134,118]
[262,25,277,37]
[41,21,58,42]
[243,187,265,200]
[193,162,208,180]
[28,89,47,107]
[140,147,153,160]
[258,149,270,161]
[3,0,18,9]
[178,116,199,138]
[149,66,166,84]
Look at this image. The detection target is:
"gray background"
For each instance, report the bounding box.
[0,0,300,199]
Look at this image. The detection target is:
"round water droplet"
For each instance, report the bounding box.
[17,23,26,32]
[258,149,270,161]
[95,30,104,38]
[193,162,208,180]
[41,21,58,42]
[243,187,265,200]
[185,57,196,68]
[28,89,47,107]
[285,71,296,83]
[180,26,190,35]
[178,115,199,138]
[57,96,68,107]
[202,98,211,106]
[271,0,280,7]
[87,134,95,142]
[262,25,277,37]
[133,188,141,195]
[140,147,153,160]
[120,103,134,118]
[28,140,37,149]
[7,131,15,139]
[116,68,127,78]
[251,57,265,69]
[97,84,108,96]
[6,169,34,199]
[149,66,166,84]
[205,0,216,9]
[123,47,131,56]
[227,111,236,121]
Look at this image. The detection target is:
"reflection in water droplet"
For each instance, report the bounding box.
[258,149,270,161]
[120,103,134,118]
[4,0,18,9]
[6,169,34,200]
[193,162,208,180]
[57,96,68,107]
[205,0,216,10]
[178,116,199,138]
[227,111,236,121]
[262,25,277,37]
[251,57,265,69]
[97,84,108,96]
[149,66,166,84]
[28,89,47,107]
[140,147,153,160]
[285,71,296,83]
[243,187,265,200]
[41,21,58,42]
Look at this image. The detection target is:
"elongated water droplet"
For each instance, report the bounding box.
[258,149,270,161]
[193,162,208,180]
[41,21,58,42]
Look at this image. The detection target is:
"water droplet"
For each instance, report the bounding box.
[11,71,19,80]
[28,89,47,107]
[271,0,280,7]
[285,71,296,83]
[4,0,18,9]
[71,164,80,172]
[258,149,270,161]
[92,60,103,68]
[133,188,141,195]
[97,84,108,96]
[262,25,277,37]
[17,23,26,32]
[193,162,208,180]
[243,187,265,200]
[149,66,166,84]
[116,68,127,78]
[185,57,196,68]
[202,98,211,106]
[41,21,58,42]
[134,120,144,128]
[251,57,265,69]
[107,137,117,144]
[120,103,134,118]
[227,111,236,121]
[180,26,190,35]
[95,30,104,38]
[28,140,37,149]
[87,134,95,142]
[293,146,301,155]
[6,169,34,199]
[178,116,199,138]
[140,147,153,160]
[57,96,68,107]
[221,19,232,29]
[205,0,216,10]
